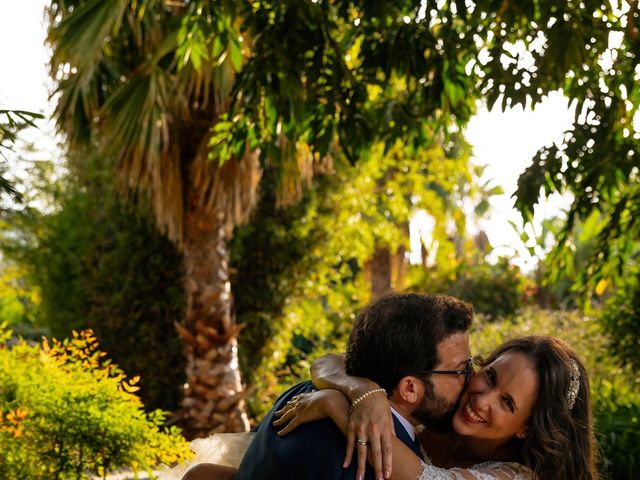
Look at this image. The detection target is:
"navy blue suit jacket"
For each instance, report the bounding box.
[236,381,423,480]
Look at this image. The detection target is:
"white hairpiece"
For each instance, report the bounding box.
[566,359,580,410]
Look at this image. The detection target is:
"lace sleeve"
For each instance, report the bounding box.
[416,461,533,480]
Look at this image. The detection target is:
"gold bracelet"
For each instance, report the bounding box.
[351,388,386,411]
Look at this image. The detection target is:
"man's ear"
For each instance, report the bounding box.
[395,376,425,405]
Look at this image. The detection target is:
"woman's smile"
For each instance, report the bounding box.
[462,401,486,424]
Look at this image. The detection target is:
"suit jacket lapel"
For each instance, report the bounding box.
[391,414,424,460]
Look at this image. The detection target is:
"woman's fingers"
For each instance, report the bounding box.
[343,421,356,468]
[273,403,300,435]
[273,405,296,426]
[356,438,368,480]
[380,429,393,479]
[369,430,383,480]
[273,406,288,420]
[276,416,300,436]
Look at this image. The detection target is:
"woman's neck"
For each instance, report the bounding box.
[455,436,518,465]
[421,430,519,468]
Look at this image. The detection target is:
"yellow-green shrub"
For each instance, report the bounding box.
[0,325,191,479]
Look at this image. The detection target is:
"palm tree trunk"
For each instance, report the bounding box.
[370,245,392,300]
[177,200,250,438]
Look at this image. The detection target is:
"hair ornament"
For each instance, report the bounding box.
[566,359,580,410]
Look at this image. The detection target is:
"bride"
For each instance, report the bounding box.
[176,336,597,480]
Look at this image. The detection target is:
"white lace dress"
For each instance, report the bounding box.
[417,461,533,480]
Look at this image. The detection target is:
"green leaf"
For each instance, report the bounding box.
[229,41,243,72]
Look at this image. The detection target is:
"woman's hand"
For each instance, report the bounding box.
[310,354,395,480]
[345,391,395,480]
[273,390,348,436]
[274,389,395,480]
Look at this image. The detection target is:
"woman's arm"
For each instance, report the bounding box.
[182,463,237,480]
[311,354,395,479]
[274,395,531,480]
[311,353,380,399]
[274,390,423,480]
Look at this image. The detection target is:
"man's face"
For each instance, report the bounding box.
[411,331,471,429]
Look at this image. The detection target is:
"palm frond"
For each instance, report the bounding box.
[50,0,128,69]
[102,67,188,242]
[0,109,43,203]
[192,144,262,237]
[0,174,22,203]
[273,137,315,209]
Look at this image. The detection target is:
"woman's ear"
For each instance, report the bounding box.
[516,429,527,439]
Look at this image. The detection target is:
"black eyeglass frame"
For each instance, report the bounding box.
[413,357,475,384]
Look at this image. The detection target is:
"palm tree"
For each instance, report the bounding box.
[46,0,312,437]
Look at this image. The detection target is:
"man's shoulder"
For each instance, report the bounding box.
[237,380,354,479]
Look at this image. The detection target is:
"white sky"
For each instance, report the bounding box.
[0,0,57,160]
[0,1,50,112]
[465,95,574,269]
[1,1,573,272]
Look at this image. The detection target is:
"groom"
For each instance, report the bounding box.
[185,293,473,480]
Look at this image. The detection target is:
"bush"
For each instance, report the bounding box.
[471,307,640,480]
[3,162,186,413]
[599,274,640,372]
[411,257,530,319]
[448,259,528,319]
[594,380,640,480]
[0,325,191,479]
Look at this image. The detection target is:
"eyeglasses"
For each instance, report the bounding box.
[414,357,475,384]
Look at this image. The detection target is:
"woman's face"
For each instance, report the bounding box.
[452,351,538,442]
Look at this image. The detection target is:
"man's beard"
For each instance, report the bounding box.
[412,380,459,433]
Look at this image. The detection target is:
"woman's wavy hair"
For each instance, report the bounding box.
[481,336,598,480]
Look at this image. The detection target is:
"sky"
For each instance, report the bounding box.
[464,95,574,269]
[0,0,57,163]
[1,1,573,271]
[0,1,50,112]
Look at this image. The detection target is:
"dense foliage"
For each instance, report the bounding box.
[0,264,41,334]
[2,163,186,412]
[208,0,640,282]
[600,273,640,373]
[0,326,191,479]
[231,167,320,378]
